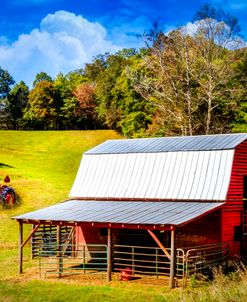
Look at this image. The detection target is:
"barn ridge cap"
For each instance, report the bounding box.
[85,133,247,155]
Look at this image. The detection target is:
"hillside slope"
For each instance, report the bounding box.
[0,130,120,278]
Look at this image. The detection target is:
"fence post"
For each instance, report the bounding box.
[169,229,175,289]
[107,227,112,281]
[132,247,135,275]
[18,221,23,274]
[156,248,158,278]
[83,245,85,273]
[57,225,63,277]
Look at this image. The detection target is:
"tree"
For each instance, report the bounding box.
[192,4,242,134]
[130,5,242,136]
[53,71,85,129]
[25,81,59,129]
[0,67,15,100]
[130,27,199,136]
[230,50,247,132]
[33,72,52,88]
[0,67,15,129]
[73,83,98,129]
[7,81,29,129]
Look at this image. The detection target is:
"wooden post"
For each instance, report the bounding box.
[169,229,175,289]
[107,227,112,281]
[18,221,23,274]
[57,225,63,277]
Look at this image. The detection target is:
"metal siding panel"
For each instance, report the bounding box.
[154,153,172,198]
[82,155,102,197]
[90,154,109,197]
[69,156,87,197]
[171,152,188,199]
[200,151,216,200]
[135,154,156,198]
[195,151,210,199]
[162,152,179,198]
[183,152,199,199]
[101,154,119,197]
[177,152,194,199]
[69,150,234,201]
[119,153,138,198]
[124,153,145,198]
[213,151,227,200]
[149,153,168,199]
[220,150,235,200]
[114,154,132,197]
[110,154,128,197]
[128,154,147,198]
[189,152,205,199]
[142,153,158,198]
[206,151,222,200]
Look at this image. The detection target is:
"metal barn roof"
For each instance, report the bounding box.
[86,133,247,154]
[13,200,224,227]
[70,150,234,201]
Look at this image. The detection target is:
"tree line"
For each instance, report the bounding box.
[0,4,246,137]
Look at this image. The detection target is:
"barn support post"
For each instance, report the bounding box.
[169,229,175,289]
[57,225,63,277]
[107,227,112,281]
[18,221,23,274]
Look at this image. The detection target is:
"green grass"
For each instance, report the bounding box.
[0,130,120,278]
[1,130,247,302]
[0,279,179,302]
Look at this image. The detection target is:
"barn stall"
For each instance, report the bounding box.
[13,133,247,287]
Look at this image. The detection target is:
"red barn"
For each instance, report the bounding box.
[13,133,247,287]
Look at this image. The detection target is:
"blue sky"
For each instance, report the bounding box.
[0,0,246,86]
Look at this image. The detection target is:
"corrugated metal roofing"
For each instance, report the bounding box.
[86,133,247,154]
[13,200,225,227]
[69,150,234,200]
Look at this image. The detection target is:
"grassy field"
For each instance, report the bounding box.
[0,130,120,278]
[1,130,247,302]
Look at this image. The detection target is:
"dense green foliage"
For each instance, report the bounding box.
[0,5,246,137]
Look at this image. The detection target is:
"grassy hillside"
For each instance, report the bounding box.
[0,130,120,278]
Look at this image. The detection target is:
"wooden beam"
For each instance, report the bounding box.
[18,221,23,274]
[147,229,171,260]
[62,227,75,253]
[107,227,112,281]
[169,229,175,289]
[21,224,40,248]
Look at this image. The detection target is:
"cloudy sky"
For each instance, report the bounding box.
[0,0,246,87]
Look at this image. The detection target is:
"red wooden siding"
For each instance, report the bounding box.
[223,139,247,256]
[76,226,105,245]
[177,210,221,248]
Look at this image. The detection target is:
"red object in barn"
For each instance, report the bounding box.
[120,268,132,281]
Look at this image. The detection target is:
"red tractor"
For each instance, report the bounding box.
[0,176,17,208]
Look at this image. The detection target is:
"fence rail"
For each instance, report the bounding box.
[36,241,229,284]
[38,243,107,278]
[114,244,171,277]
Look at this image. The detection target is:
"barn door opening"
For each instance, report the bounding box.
[242,176,247,257]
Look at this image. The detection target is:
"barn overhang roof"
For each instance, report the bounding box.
[13,200,225,230]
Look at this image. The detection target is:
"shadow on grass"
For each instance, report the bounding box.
[0,163,13,168]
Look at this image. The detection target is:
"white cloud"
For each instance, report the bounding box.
[0,11,122,87]
[181,22,200,36]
